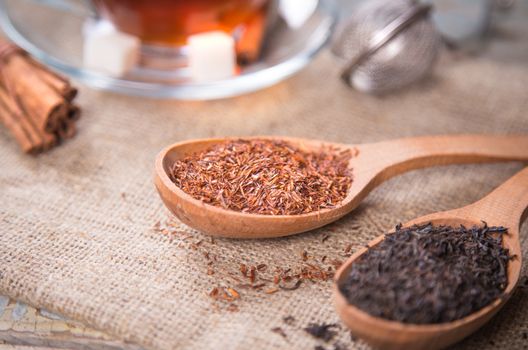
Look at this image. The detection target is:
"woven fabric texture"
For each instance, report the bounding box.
[1,10,528,350]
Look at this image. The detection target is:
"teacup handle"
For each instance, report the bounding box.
[38,0,96,17]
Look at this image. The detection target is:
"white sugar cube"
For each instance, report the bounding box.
[83,24,140,77]
[83,18,115,38]
[279,0,318,29]
[187,31,235,82]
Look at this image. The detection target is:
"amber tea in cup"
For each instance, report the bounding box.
[93,0,270,49]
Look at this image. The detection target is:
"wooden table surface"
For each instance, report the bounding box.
[0,296,141,349]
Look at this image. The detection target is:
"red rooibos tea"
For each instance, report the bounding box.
[94,0,270,46]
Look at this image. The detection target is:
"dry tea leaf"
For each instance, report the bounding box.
[339,222,511,324]
[169,139,353,215]
[304,323,339,342]
[209,287,219,299]
[227,288,240,300]
[249,266,256,283]
[240,264,248,276]
[271,327,288,339]
[264,287,279,294]
[279,280,302,291]
[301,250,308,261]
[283,316,295,325]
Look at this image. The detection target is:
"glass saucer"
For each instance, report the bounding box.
[0,0,337,100]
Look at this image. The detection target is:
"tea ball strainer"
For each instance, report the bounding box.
[333,0,442,94]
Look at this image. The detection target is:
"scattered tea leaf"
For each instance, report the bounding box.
[227,288,240,299]
[279,280,303,291]
[209,287,219,298]
[283,315,295,325]
[252,283,266,289]
[271,327,288,339]
[304,323,339,342]
[240,264,248,277]
[301,250,308,261]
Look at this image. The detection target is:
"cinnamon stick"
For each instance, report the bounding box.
[56,118,76,140]
[29,59,78,101]
[67,104,81,122]
[0,85,45,152]
[23,103,58,150]
[0,40,80,154]
[2,54,67,133]
[0,97,34,152]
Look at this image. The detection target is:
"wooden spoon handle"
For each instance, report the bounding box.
[459,167,528,228]
[360,134,528,182]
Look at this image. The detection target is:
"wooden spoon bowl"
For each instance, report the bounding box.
[334,167,528,350]
[155,136,349,237]
[154,134,528,238]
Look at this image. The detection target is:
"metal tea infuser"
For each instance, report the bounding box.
[333,0,516,94]
[333,0,441,93]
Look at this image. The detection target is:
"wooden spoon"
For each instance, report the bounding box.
[334,167,528,350]
[154,134,528,238]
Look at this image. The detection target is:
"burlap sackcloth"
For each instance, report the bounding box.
[1,7,528,350]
